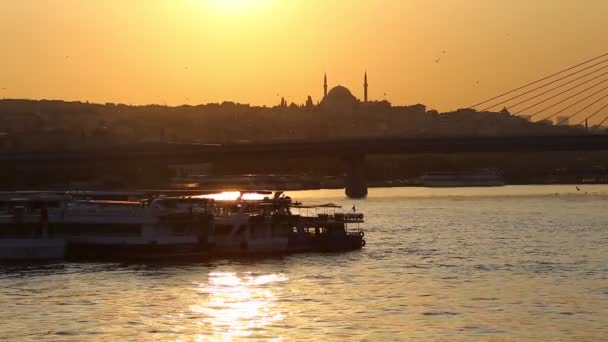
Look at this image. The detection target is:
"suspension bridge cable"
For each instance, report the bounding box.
[507,66,608,110]
[594,113,608,127]
[573,102,608,126]
[540,88,608,123]
[469,52,608,109]
[559,94,608,123]
[513,71,608,115]
[521,78,608,118]
[479,58,608,111]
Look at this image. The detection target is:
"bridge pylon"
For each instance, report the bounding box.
[344,154,368,199]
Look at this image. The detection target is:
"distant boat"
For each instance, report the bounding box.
[414,171,505,187]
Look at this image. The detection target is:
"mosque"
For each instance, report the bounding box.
[320,72,376,108]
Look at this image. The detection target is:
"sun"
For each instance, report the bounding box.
[206,0,272,14]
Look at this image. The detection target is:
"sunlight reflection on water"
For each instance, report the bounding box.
[192,272,288,340]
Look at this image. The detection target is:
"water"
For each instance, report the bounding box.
[1,185,608,341]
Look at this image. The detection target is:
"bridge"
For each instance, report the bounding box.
[4,52,608,198]
[2,134,608,198]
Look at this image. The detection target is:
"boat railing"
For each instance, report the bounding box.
[346,226,365,236]
[315,213,364,223]
[334,213,364,223]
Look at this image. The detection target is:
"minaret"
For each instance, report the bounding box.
[364,71,368,102]
[324,73,328,99]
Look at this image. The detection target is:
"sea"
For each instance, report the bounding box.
[1,185,607,341]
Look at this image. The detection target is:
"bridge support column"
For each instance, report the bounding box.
[345,154,368,199]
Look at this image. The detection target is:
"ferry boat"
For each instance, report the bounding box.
[0,196,65,261]
[287,203,366,252]
[0,195,215,261]
[414,171,505,187]
[61,197,214,260]
[0,190,366,260]
[206,192,365,255]
[208,194,291,255]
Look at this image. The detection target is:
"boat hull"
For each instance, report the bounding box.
[66,242,209,261]
[0,238,65,261]
[288,234,364,253]
[210,237,289,256]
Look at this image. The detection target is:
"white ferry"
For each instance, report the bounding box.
[0,195,215,261]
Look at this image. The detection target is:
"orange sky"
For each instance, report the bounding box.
[1,0,607,111]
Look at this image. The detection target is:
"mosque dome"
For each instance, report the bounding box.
[322,85,359,108]
[326,85,356,101]
[327,85,355,99]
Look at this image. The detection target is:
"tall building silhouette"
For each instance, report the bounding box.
[324,73,328,99]
[364,71,368,103]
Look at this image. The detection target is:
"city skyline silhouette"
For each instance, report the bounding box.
[2,1,608,111]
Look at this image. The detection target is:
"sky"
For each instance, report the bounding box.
[1,0,607,111]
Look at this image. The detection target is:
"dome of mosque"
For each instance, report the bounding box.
[322,85,359,109]
[326,86,356,102]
